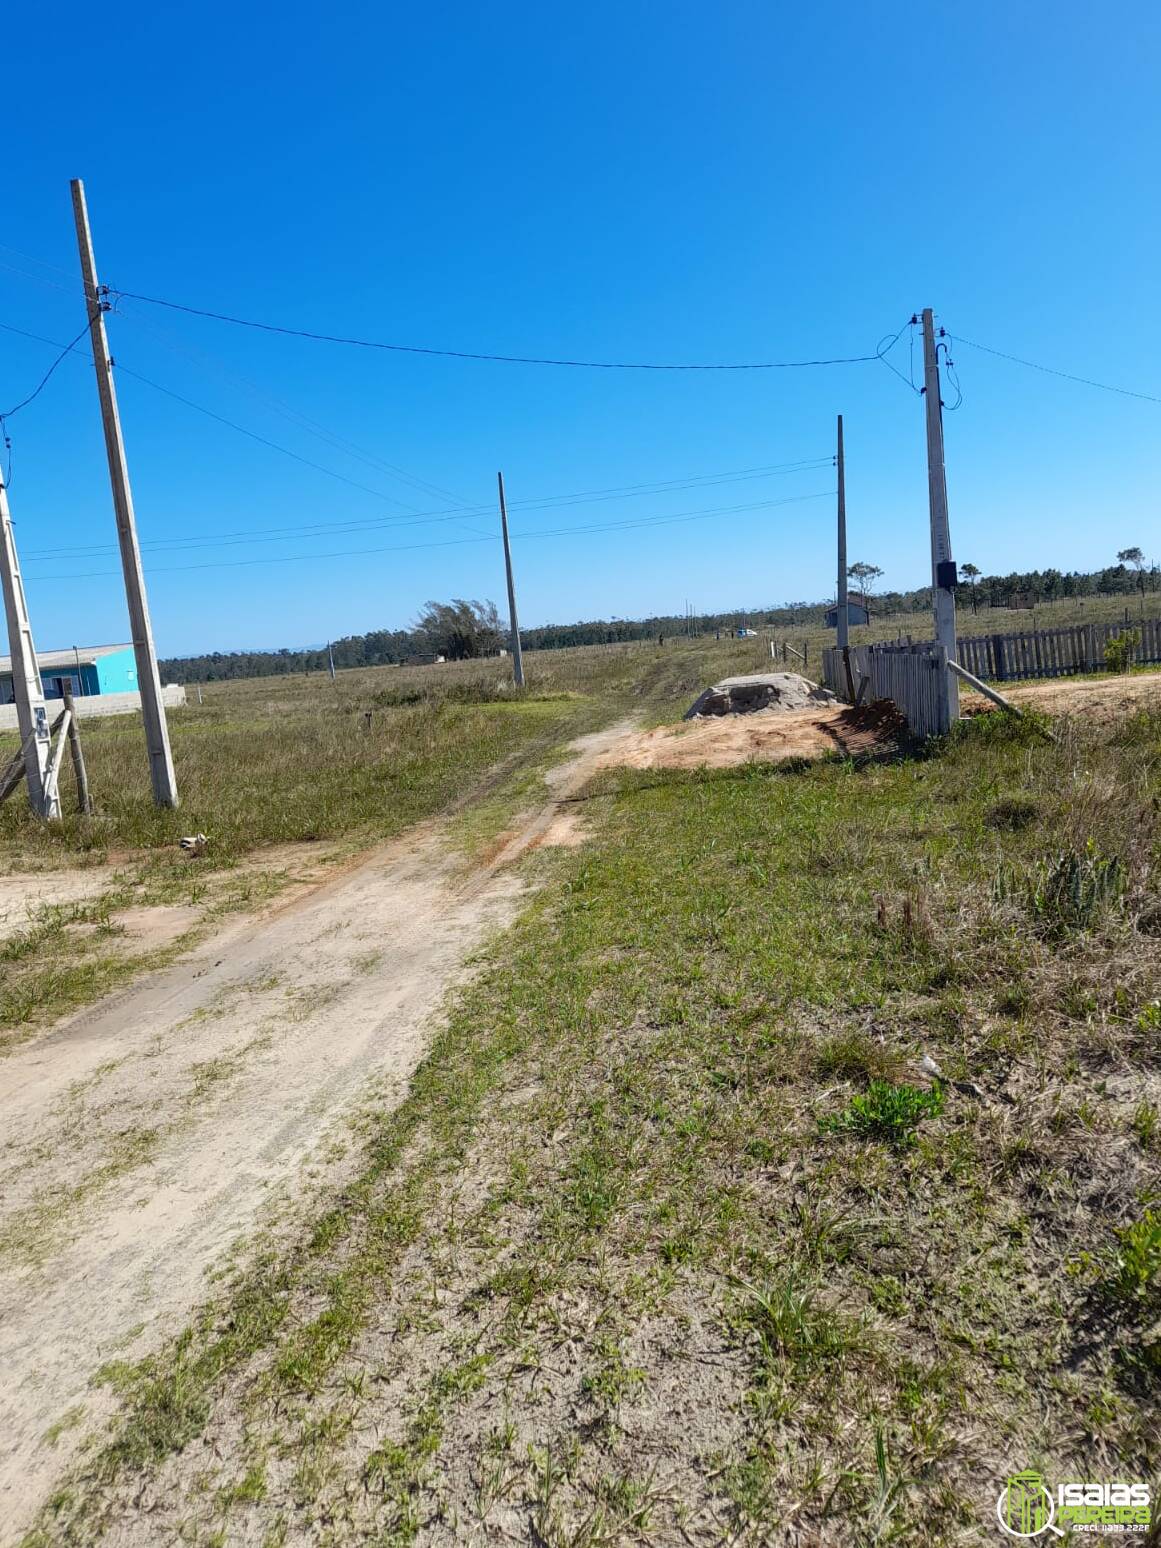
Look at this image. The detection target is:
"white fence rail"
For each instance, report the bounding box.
[822,642,951,738]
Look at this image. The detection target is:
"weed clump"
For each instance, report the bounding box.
[995,841,1126,935]
[813,1030,900,1084]
[820,1079,944,1149]
[1103,1208,1161,1308]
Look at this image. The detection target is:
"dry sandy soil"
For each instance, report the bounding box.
[999,671,1161,720]
[599,673,1161,776]
[0,725,622,1543]
[597,702,904,771]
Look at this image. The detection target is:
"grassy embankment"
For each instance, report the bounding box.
[27,687,1161,1544]
[0,637,762,1046]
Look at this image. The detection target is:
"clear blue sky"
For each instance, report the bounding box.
[2,1,1158,656]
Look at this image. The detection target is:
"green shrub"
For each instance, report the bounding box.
[820,1080,944,1149]
[1104,629,1140,674]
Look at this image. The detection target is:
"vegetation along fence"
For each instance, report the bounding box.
[955,620,1161,681]
[822,642,951,738]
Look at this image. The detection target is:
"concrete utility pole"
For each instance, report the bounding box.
[71,178,179,808]
[327,641,336,681]
[496,471,525,687]
[0,469,58,817]
[836,415,849,651]
[835,413,856,700]
[920,308,959,724]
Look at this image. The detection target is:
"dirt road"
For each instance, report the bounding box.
[0,724,623,1542]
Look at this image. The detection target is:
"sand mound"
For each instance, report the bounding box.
[684,672,839,720]
[598,703,903,771]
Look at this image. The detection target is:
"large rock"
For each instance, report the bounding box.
[684,672,839,720]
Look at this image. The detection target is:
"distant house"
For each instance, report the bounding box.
[0,643,137,705]
[825,593,871,628]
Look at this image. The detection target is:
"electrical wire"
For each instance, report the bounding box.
[0,318,836,561]
[111,299,475,511]
[0,318,450,515]
[954,334,1161,406]
[874,318,921,394]
[0,321,92,491]
[0,241,78,283]
[0,322,91,422]
[111,288,892,371]
[21,460,836,561]
[24,488,833,562]
[940,333,963,412]
[39,489,833,581]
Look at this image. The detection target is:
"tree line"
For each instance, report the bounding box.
[159,562,1159,684]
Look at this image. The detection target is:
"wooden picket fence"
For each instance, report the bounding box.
[955,620,1161,681]
[822,641,951,738]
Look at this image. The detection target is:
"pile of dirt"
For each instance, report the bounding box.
[598,701,904,771]
[684,671,838,719]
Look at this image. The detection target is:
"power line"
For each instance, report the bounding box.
[0,318,835,561]
[0,322,90,423]
[111,287,894,371]
[0,318,443,515]
[112,300,475,511]
[38,489,833,581]
[873,318,921,395]
[954,333,1161,406]
[22,460,835,561]
[0,317,499,540]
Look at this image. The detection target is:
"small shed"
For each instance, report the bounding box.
[825,594,871,628]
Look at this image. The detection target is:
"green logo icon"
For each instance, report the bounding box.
[996,1472,1064,1539]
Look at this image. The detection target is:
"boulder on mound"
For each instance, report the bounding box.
[684,672,839,720]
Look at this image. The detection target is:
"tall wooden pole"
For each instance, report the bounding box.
[71,178,179,808]
[496,471,525,688]
[0,469,57,817]
[61,681,92,815]
[920,308,959,726]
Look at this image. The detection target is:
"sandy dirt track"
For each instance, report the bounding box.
[0,724,623,1542]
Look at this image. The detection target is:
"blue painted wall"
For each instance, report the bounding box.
[94,647,138,695]
[40,663,100,700]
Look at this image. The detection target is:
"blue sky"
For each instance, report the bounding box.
[1,1,1158,656]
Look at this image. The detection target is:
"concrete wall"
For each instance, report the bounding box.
[0,684,186,733]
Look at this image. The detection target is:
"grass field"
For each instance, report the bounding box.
[0,637,765,1048]
[22,649,1161,1544]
